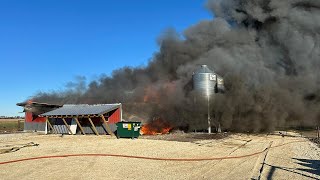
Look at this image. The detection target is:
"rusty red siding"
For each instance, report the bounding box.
[24,112,47,132]
[25,112,46,123]
[108,108,121,124]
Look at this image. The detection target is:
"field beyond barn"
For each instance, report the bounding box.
[0,119,24,133]
[0,132,319,179]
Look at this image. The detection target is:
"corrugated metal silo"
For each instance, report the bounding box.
[192,65,225,134]
[192,65,217,98]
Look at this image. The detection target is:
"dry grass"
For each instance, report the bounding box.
[0,119,24,133]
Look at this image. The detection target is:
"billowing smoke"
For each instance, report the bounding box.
[32,0,320,132]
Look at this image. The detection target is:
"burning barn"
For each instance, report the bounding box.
[17,101,62,133]
[17,102,122,135]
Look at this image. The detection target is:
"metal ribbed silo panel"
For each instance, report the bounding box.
[193,65,216,98]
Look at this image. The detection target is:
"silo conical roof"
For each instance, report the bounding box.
[194,65,214,74]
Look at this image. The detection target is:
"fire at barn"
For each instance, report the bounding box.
[16,101,62,133]
[17,101,122,135]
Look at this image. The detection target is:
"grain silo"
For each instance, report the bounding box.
[193,65,217,98]
[192,65,224,133]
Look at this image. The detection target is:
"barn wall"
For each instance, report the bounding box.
[50,118,77,134]
[82,124,116,134]
[24,122,47,132]
[25,112,46,122]
[48,117,117,135]
[24,112,47,132]
[44,106,121,135]
[108,108,121,124]
[81,117,117,134]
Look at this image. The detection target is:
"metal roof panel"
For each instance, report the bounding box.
[41,104,120,116]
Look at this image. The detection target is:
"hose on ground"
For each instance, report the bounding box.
[0,140,307,165]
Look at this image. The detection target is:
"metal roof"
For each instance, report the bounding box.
[193,65,224,80]
[40,104,121,117]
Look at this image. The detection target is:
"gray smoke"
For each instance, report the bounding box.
[32,0,320,132]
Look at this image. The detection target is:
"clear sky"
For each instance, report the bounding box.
[0,0,212,116]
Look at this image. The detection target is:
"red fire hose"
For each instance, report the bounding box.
[0,140,307,165]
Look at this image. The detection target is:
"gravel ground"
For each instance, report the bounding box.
[0,132,319,180]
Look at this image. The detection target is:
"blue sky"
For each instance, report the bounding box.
[0,0,212,116]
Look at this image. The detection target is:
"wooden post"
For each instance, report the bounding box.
[88,117,99,136]
[317,126,319,140]
[101,115,115,136]
[74,117,86,135]
[46,117,56,134]
[62,118,73,135]
[17,120,20,131]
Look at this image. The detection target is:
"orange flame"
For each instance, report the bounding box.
[141,118,172,135]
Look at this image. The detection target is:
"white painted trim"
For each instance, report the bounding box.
[45,121,48,134]
[119,103,123,122]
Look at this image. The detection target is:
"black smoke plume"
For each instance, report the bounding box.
[32,0,320,132]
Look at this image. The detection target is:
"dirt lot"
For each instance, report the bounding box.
[0,132,319,180]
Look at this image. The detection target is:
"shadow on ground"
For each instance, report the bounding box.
[266,158,320,180]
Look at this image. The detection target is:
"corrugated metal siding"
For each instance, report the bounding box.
[82,125,105,134]
[51,118,76,134]
[53,125,69,134]
[108,108,121,124]
[81,117,116,134]
[75,124,116,134]
[108,123,117,132]
[24,122,46,132]
[48,117,117,134]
